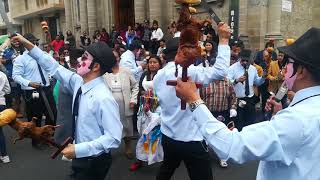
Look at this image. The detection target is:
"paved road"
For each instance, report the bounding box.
[0,126,258,180]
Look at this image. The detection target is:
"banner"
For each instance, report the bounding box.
[228,0,240,42]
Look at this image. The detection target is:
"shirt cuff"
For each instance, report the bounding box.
[193,104,212,126]
[75,142,90,158]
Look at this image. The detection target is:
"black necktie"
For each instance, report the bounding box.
[245,68,250,96]
[37,64,47,86]
[72,87,82,140]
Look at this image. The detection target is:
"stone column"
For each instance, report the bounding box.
[149,0,162,26]
[134,0,146,23]
[79,0,88,33]
[87,0,97,36]
[247,0,268,49]
[238,0,249,46]
[266,0,282,42]
[312,0,320,27]
[64,0,72,31]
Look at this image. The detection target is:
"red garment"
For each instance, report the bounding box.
[51,40,65,52]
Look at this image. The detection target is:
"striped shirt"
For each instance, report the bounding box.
[201,79,237,112]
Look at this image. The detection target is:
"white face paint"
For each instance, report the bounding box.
[76,51,94,77]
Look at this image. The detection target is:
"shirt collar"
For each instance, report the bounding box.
[289,85,320,106]
[81,76,104,94]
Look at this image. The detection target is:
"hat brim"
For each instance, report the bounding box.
[278,45,314,68]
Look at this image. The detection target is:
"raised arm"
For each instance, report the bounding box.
[191,23,231,84]
[175,78,301,165]
[11,34,82,92]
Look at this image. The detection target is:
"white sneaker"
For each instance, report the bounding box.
[219,160,228,168]
[0,156,10,163]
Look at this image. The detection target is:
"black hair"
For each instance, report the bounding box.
[146,54,162,81]
[159,39,166,43]
[292,61,320,84]
[128,40,142,51]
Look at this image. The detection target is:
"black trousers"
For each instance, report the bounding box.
[156,135,213,180]
[236,97,256,131]
[23,87,57,126]
[69,153,112,180]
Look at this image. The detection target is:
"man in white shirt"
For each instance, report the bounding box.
[150,20,164,55]
[174,27,320,180]
[227,49,265,130]
[119,40,146,81]
[154,22,231,180]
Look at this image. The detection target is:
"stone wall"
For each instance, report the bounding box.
[280,0,314,44]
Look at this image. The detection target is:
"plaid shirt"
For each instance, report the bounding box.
[201,79,237,112]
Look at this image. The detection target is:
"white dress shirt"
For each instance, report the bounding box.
[153,45,230,142]
[227,62,265,98]
[0,71,10,105]
[28,46,123,158]
[13,50,50,90]
[119,50,143,81]
[193,85,320,180]
[151,28,164,41]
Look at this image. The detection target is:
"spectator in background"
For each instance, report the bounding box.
[51,35,65,53]
[80,31,91,47]
[134,23,143,40]
[104,50,139,159]
[200,77,237,168]
[157,39,166,57]
[126,26,136,48]
[66,30,76,48]
[100,28,110,44]
[150,20,164,55]
[142,20,151,51]
[93,30,101,43]
[227,49,266,131]
[43,43,54,56]
[110,25,119,46]
[120,40,146,81]
[58,41,71,55]
[1,38,24,118]
[203,40,217,65]
[255,40,277,66]
[0,70,11,164]
[58,50,69,69]
[58,31,65,41]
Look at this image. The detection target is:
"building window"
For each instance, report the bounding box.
[24,0,28,10]
[3,0,9,12]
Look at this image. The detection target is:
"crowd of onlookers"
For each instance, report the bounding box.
[0,18,292,170]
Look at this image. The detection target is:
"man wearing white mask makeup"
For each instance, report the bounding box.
[175,27,320,180]
[11,34,123,180]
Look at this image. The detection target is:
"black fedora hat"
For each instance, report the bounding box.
[278,27,320,69]
[86,41,116,73]
[23,33,39,42]
[163,37,179,61]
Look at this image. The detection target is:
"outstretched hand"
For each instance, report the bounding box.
[217,22,231,44]
[175,77,201,104]
[9,33,35,50]
[265,96,283,115]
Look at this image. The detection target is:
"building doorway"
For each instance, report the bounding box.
[114,0,135,31]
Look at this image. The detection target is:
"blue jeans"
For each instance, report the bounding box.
[0,105,7,156]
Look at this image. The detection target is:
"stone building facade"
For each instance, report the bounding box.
[1,0,65,45]
[1,0,319,49]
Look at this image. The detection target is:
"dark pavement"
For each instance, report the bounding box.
[0,126,258,180]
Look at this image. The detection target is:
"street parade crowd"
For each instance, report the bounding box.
[0,15,319,180]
